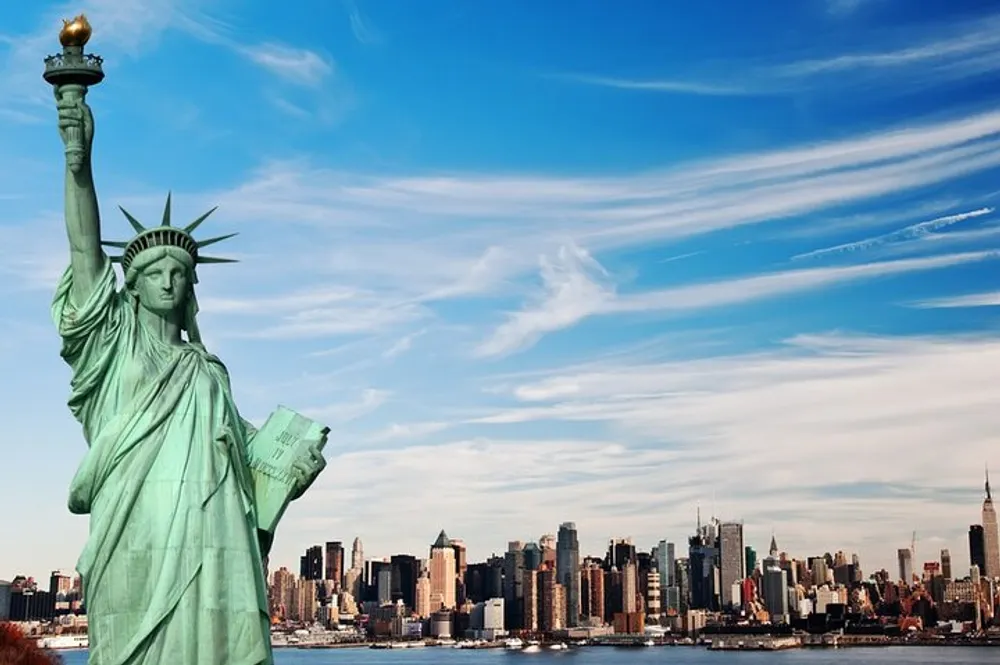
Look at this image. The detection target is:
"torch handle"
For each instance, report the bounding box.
[56,84,88,174]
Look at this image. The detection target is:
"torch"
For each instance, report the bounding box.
[43,15,104,174]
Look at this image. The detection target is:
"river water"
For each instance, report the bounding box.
[58,645,999,664]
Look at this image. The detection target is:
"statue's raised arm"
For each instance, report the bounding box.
[56,84,104,308]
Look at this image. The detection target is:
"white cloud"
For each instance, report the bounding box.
[562,13,1000,97]
[365,421,450,444]
[911,291,1000,309]
[388,332,995,571]
[113,105,1000,329]
[382,329,426,359]
[474,244,613,358]
[344,0,383,46]
[235,43,333,87]
[552,74,751,97]
[303,387,391,424]
[793,207,994,259]
[276,333,1000,572]
[0,0,331,121]
[475,248,999,358]
[777,17,1000,77]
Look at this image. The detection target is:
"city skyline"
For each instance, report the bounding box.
[2,1,1000,583]
[9,469,998,585]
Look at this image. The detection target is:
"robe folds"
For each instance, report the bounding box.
[53,257,273,665]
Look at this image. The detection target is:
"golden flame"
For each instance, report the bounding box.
[59,14,92,48]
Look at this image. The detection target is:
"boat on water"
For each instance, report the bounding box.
[548,642,568,650]
[504,637,524,649]
[37,634,89,650]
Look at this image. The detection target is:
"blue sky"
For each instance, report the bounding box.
[2,0,999,581]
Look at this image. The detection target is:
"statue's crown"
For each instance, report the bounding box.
[103,193,237,273]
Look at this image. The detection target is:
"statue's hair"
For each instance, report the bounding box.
[124,246,203,345]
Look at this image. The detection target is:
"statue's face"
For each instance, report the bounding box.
[133,254,190,316]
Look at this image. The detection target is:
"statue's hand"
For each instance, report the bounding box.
[55,85,94,154]
[290,438,327,501]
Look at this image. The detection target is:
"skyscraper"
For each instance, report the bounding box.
[325,541,344,591]
[688,518,720,611]
[556,522,581,627]
[390,554,419,610]
[351,537,364,571]
[897,548,913,584]
[429,530,457,611]
[718,522,745,608]
[761,536,788,623]
[300,545,323,581]
[656,540,675,587]
[982,468,1000,578]
[941,549,952,581]
[503,541,526,630]
[970,525,986,574]
[657,540,680,612]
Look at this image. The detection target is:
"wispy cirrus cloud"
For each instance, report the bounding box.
[550,74,752,97]
[793,207,995,260]
[562,13,1000,97]
[474,247,1000,358]
[343,0,383,46]
[281,333,1000,570]
[234,42,333,87]
[0,0,331,121]
[166,106,1000,305]
[910,291,1000,309]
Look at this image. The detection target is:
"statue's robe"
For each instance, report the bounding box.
[53,257,273,665]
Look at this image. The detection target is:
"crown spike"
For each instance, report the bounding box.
[162,191,172,227]
[101,240,128,248]
[198,256,239,264]
[184,207,218,234]
[119,206,146,233]
[197,232,239,248]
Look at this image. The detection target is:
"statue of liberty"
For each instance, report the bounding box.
[48,18,327,665]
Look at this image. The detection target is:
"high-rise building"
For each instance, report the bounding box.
[897,548,913,585]
[606,538,637,570]
[688,519,720,611]
[982,469,1000,578]
[522,568,539,631]
[325,542,344,591]
[523,542,542,571]
[556,522,581,627]
[941,549,952,581]
[390,554,419,610]
[351,537,364,571]
[450,538,468,604]
[429,530,457,611]
[657,541,675,587]
[415,571,432,618]
[503,541,526,630]
[622,561,638,614]
[674,558,690,613]
[645,571,661,621]
[539,566,566,632]
[301,545,323,581]
[580,561,605,621]
[970,525,986,574]
[539,534,557,569]
[718,522,745,608]
[762,536,788,623]
[745,546,757,576]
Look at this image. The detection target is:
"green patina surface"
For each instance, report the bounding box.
[47,40,326,665]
